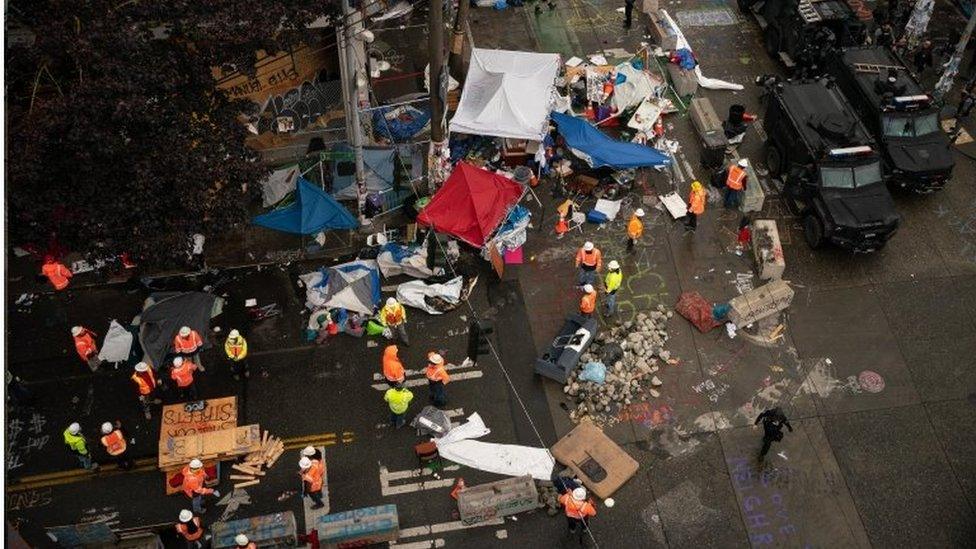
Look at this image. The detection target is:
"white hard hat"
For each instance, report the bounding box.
[386,297,398,307]
[179,326,191,337]
[301,445,316,457]
[572,487,587,501]
[173,357,184,366]
[583,284,595,293]
[428,353,444,365]
[228,329,240,339]
[738,158,749,168]
[179,509,193,523]
[189,458,203,470]
[635,208,645,217]
[71,326,84,337]
[299,456,312,469]
[235,534,250,546]
[101,422,113,434]
[608,260,620,270]
[583,241,594,251]
[68,422,81,435]
[134,361,149,372]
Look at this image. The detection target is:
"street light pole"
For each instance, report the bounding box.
[934,9,976,101]
[428,0,450,191]
[449,0,470,83]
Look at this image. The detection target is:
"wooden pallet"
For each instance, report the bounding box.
[158,425,262,470]
[227,430,286,489]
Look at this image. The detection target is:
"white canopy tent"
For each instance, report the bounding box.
[449,48,560,141]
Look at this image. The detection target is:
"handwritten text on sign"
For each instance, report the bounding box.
[160,397,237,438]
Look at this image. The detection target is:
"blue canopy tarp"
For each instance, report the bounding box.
[253,178,358,234]
[550,111,672,169]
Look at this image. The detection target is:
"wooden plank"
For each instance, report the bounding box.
[232,464,261,474]
[234,480,261,489]
[159,425,261,469]
[230,475,256,480]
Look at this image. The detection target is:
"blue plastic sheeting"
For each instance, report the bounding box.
[372,104,431,141]
[674,48,697,70]
[497,204,531,234]
[379,242,417,263]
[331,145,396,200]
[253,178,359,234]
[550,111,672,169]
[333,262,382,306]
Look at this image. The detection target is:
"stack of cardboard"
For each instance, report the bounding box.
[158,425,262,470]
[228,430,285,489]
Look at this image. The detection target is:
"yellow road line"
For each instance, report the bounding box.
[6,432,353,493]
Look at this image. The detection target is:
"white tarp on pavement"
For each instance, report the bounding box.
[435,413,555,480]
[449,48,560,141]
[396,276,463,314]
[660,9,743,91]
[99,320,133,363]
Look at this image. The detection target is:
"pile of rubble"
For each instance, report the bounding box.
[564,305,675,423]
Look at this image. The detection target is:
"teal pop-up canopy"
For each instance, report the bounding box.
[252,178,359,234]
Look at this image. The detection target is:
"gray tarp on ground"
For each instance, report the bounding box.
[138,292,223,368]
[98,320,134,363]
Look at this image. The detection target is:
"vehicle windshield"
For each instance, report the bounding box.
[882,111,940,137]
[820,162,883,189]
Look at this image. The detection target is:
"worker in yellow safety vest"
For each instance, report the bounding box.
[686,181,706,231]
[224,329,249,380]
[604,261,623,316]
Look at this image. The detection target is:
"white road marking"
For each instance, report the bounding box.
[379,464,460,496]
[375,408,465,430]
[372,362,477,381]
[390,539,446,548]
[397,518,505,539]
[371,370,483,391]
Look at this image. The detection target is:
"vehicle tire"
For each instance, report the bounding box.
[803,214,825,249]
[765,145,783,178]
[765,28,781,56]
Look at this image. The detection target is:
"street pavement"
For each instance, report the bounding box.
[7,0,976,547]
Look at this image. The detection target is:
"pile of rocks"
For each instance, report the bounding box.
[563,305,674,423]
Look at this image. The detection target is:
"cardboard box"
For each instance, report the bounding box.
[211,512,297,549]
[728,279,794,327]
[315,505,399,548]
[458,476,539,525]
[752,220,785,280]
[550,422,639,499]
[666,63,698,97]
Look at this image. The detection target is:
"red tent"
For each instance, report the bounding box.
[417,162,524,247]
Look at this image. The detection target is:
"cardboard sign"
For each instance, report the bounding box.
[159,425,261,470]
[160,397,238,438]
[551,422,639,499]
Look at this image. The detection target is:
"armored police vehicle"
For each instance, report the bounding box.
[759,76,900,251]
[831,47,954,193]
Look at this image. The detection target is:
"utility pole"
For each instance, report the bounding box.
[341,0,369,223]
[449,0,470,83]
[428,0,450,191]
[934,9,976,101]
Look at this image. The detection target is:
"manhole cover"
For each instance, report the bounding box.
[675,8,737,27]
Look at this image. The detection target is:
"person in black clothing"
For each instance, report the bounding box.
[914,40,934,75]
[755,407,793,461]
[623,0,635,28]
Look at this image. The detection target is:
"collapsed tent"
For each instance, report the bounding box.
[659,9,744,91]
[372,104,431,141]
[253,178,358,234]
[396,276,464,314]
[376,242,442,279]
[449,48,560,140]
[417,162,524,248]
[550,111,672,169]
[434,413,555,480]
[261,165,300,207]
[611,61,657,112]
[138,292,223,368]
[299,260,381,315]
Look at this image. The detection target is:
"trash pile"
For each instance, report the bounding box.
[563,306,675,423]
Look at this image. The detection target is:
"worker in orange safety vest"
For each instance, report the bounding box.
[574,241,603,287]
[724,158,749,209]
[71,326,103,371]
[174,326,206,371]
[425,352,451,407]
[131,361,161,420]
[100,421,133,470]
[559,487,597,544]
[181,459,218,514]
[626,208,645,253]
[382,344,405,387]
[41,255,72,290]
[580,284,597,317]
[685,181,706,231]
[170,357,200,402]
[299,456,326,509]
[175,509,208,548]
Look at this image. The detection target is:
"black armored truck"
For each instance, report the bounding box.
[758,76,900,251]
[831,47,954,193]
[739,0,866,71]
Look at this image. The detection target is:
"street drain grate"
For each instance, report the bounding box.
[675,8,737,27]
